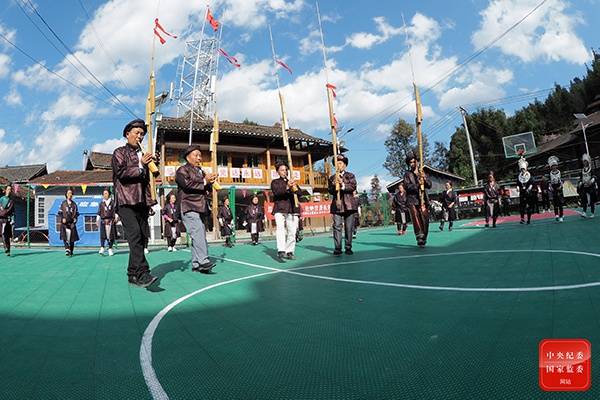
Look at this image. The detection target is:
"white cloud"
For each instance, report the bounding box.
[91,138,124,154]
[221,0,304,29]
[3,87,22,107]
[0,129,24,166]
[472,0,591,64]
[0,53,10,78]
[41,93,95,121]
[374,123,393,139]
[438,64,514,109]
[0,23,16,50]
[346,16,403,49]
[12,62,59,90]
[26,124,82,171]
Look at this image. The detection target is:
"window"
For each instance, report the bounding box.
[247,155,260,167]
[218,154,228,166]
[84,216,99,232]
[55,215,61,233]
[37,197,45,226]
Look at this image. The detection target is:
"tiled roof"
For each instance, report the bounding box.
[158,117,333,145]
[0,164,47,183]
[87,152,112,170]
[29,170,113,185]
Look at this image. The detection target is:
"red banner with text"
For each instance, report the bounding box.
[264,202,331,220]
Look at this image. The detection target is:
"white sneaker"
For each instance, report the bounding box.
[172,247,178,252]
[580,212,587,218]
[559,217,563,222]
[167,246,173,252]
[108,248,114,256]
[144,248,149,255]
[99,247,105,255]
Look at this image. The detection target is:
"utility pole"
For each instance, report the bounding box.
[459,106,478,186]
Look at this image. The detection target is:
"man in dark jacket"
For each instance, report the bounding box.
[0,183,14,256]
[328,155,358,255]
[176,145,218,272]
[404,152,432,247]
[439,181,456,231]
[271,161,299,261]
[112,119,158,288]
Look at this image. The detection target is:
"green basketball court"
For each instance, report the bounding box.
[1,213,599,399]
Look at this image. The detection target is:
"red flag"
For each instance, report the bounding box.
[219,48,241,68]
[154,18,177,45]
[276,59,293,75]
[326,83,337,98]
[207,8,219,31]
[333,114,338,129]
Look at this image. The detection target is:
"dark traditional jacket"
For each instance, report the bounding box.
[392,191,408,213]
[271,177,299,215]
[112,144,155,210]
[218,205,233,236]
[97,198,116,221]
[517,173,534,199]
[403,170,432,207]
[328,171,358,214]
[245,204,265,233]
[483,183,500,203]
[176,163,213,215]
[162,202,182,238]
[441,189,457,209]
[0,195,14,240]
[58,200,80,243]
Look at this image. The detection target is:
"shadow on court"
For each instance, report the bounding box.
[1,214,599,399]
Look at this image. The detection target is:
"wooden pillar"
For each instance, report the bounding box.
[160,137,166,208]
[325,156,331,176]
[266,148,272,184]
[307,151,315,188]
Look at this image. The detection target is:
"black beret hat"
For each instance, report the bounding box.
[183,145,203,159]
[332,154,349,166]
[122,119,147,137]
[405,152,417,165]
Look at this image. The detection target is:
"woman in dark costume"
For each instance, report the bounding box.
[579,153,597,218]
[245,195,264,245]
[439,181,456,231]
[162,193,182,251]
[392,183,408,235]
[517,158,535,224]
[59,188,79,256]
[483,173,500,228]
[219,197,234,247]
[403,152,432,247]
[97,188,117,256]
[547,156,564,222]
[0,183,15,256]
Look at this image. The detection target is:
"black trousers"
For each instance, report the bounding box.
[1,220,10,253]
[119,205,151,279]
[581,188,597,214]
[485,201,498,226]
[408,205,429,244]
[333,212,356,250]
[439,207,455,230]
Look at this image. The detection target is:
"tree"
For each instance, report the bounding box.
[242,118,259,125]
[370,175,382,203]
[430,141,449,170]
[383,118,430,177]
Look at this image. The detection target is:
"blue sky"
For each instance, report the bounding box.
[0,0,598,190]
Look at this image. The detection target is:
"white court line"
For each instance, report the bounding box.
[140,249,600,399]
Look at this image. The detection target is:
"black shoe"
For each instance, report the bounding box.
[527,220,531,225]
[333,249,342,256]
[128,276,138,285]
[439,225,443,231]
[285,252,295,260]
[484,223,489,228]
[345,249,353,255]
[492,224,496,228]
[136,273,158,288]
[65,250,71,256]
[520,219,525,224]
[193,260,216,273]
[448,227,452,231]
[277,251,286,261]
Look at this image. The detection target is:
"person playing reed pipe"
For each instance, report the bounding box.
[176,145,218,273]
[404,152,432,248]
[162,192,182,252]
[245,194,264,245]
[392,183,408,235]
[59,187,79,257]
[0,183,15,256]
[483,173,500,228]
[97,188,117,256]
[271,161,299,261]
[112,119,158,288]
[439,181,456,231]
[328,155,358,255]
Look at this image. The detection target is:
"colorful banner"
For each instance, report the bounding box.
[264,201,330,220]
[252,169,263,179]
[218,167,229,178]
[230,168,240,178]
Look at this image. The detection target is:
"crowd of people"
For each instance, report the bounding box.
[0,119,598,290]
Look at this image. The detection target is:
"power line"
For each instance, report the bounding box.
[0,29,129,115]
[21,0,138,118]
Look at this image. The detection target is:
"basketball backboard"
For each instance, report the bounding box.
[502,132,537,158]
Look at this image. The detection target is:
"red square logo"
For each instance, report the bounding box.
[539,339,591,391]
